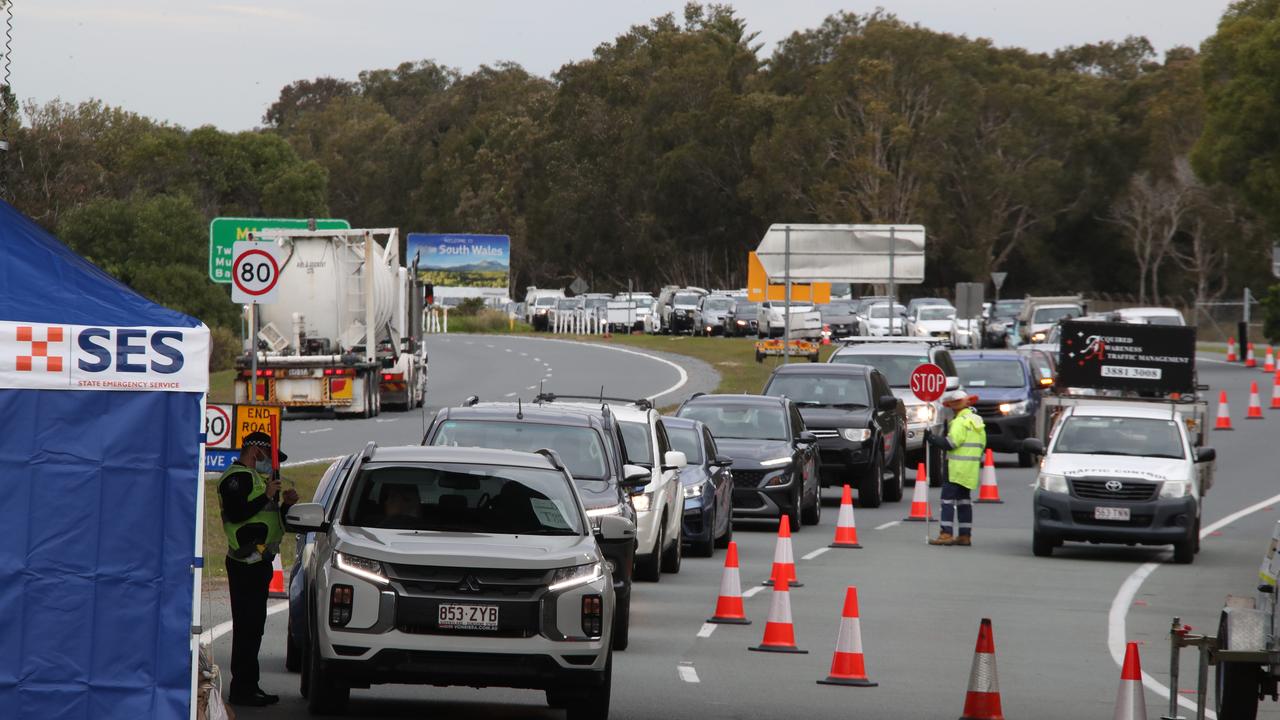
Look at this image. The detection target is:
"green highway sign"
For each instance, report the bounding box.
[209,217,350,283]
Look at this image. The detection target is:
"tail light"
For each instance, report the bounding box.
[381,372,404,382]
[322,368,356,376]
[581,595,603,638]
[330,585,353,627]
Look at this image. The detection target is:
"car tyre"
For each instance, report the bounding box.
[565,651,612,720]
[635,525,662,582]
[786,486,803,531]
[306,636,349,715]
[1017,450,1034,468]
[285,619,300,672]
[1032,527,1055,557]
[801,486,821,525]
[883,443,906,503]
[692,510,715,557]
[858,453,884,509]
[715,514,733,549]
[661,517,682,573]
[612,596,630,652]
[1173,533,1195,565]
[928,444,945,487]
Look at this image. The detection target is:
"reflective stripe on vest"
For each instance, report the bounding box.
[219,465,284,564]
[946,409,987,490]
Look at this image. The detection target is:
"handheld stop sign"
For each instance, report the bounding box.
[910,363,947,403]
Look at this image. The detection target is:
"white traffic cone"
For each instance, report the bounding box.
[1113,642,1147,720]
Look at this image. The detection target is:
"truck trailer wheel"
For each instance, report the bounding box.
[1217,612,1261,720]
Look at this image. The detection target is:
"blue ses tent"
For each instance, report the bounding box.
[0,200,209,718]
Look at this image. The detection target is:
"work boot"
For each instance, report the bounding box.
[928,532,955,546]
[954,536,971,546]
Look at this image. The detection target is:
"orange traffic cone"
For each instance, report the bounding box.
[764,515,803,587]
[1227,337,1238,362]
[1215,391,1234,431]
[958,618,1004,720]
[817,587,877,686]
[976,449,1003,504]
[1266,346,1277,373]
[904,462,932,522]
[829,485,862,549]
[268,554,287,598]
[1246,342,1257,368]
[1248,381,1265,419]
[1271,370,1280,409]
[1112,642,1147,720]
[707,541,751,625]
[748,578,806,654]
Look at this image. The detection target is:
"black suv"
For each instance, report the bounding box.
[675,394,821,529]
[762,364,906,508]
[422,399,644,650]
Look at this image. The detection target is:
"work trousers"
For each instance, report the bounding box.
[940,483,973,537]
[226,555,274,698]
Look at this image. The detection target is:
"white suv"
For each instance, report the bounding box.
[285,443,633,718]
[536,394,685,582]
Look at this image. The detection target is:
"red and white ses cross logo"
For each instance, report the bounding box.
[16,325,65,372]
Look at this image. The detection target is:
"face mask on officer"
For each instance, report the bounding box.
[255,456,273,475]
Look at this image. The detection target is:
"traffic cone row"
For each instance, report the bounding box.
[976,449,1003,503]
[1246,342,1257,368]
[904,462,932,521]
[1227,337,1237,362]
[1248,381,1265,419]
[748,578,807,654]
[1215,390,1234,431]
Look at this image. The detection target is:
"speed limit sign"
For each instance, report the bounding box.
[205,403,233,449]
[231,241,283,304]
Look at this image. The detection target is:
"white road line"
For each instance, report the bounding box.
[520,352,528,357]
[505,348,512,353]
[801,547,829,561]
[492,336,690,401]
[505,392,518,397]
[282,455,342,469]
[874,520,901,530]
[375,418,397,424]
[202,600,288,645]
[299,427,333,435]
[696,623,716,638]
[677,664,700,683]
[527,385,537,390]
[1109,490,1280,719]
[533,357,540,362]
[742,585,766,598]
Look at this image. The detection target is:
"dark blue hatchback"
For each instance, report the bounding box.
[950,350,1045,466]
[663,416,734,557]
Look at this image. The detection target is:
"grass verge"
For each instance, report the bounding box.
[202,460,332,580]
[447,311,534,334]
[209,369,236,404]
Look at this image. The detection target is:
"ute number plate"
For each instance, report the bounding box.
[437,604,499,630]
[1094,507,1131,521]
[287,368,313,377]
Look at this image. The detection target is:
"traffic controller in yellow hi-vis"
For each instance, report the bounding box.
[746,252,831,305]
[204,401,282,472]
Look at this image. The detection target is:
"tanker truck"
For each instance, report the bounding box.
[233,228,427,417]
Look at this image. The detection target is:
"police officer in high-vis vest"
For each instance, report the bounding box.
[219,431,297,706]
[926,389,986,546]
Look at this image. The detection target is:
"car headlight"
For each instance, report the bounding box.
[840,428,871,442]
[631,492,653,513]
[736,319,747,326]
[1037,473,1068,494]
[765,471,792,486]
[908,404,935,424]
[1030,332,1046,342]
[683,482,707,499]
[548,562,603,592]
[1159,481,1189,498]
[999,400,1030,415]
[759,456,792,467]
[334,552,389,586]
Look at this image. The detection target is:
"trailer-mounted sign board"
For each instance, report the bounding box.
[1056,320,1197,394]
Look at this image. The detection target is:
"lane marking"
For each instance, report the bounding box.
[677,664,700,683]
[505,392,518,398]
[743,585,765,598]
[490,336,690,402]
[533,357,540,362]
[696,623,716,638]
[299,427,333,435]
[505,348,512,353]
[801,547,829,561]
[375,418,397,424]
[874,521,901,530]
[202,600,288,645]
[282,455,342,469]
[520,352,528,357]
[1109,490,1280,719]
[528,385,537,390]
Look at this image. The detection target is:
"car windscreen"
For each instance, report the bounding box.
[343,463,584,534]
[764,375,871,408]
[829,352,929,387]
[429,421,609,481]
[678,404,788,441]
[1142,315,1183,326]
[1033,306,1079,323]
[734,302,758,315]
[674,293,701,306]
[991,301,1023,318]
[869,304,905,318]
[955,359,1026,388]
[583,298,609,310]
[535,296,558,307]
[665,426,704,464]
[919,307,956,321]
[1053,416,1185,459]
[618,421,653,466]
[703,298,733,311]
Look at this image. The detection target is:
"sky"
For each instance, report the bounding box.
[22,1,1234,131]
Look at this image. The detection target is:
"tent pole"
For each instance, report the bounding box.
[783,225,791,365]
[191,393,208,720]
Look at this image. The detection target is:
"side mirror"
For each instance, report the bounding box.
[662,450,688,471]
[595,515,637,543]
[798,431,818,444]
[284,502,326,533]
[714,454,734,468]
[622,464,651,488]
[878,395,899,412]
[1195,447,1216,463]
[945,376,960,391]
[1021,438,1045,456]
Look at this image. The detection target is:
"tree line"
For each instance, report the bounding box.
[6,2,1279,332]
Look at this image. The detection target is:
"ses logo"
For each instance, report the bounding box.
[1,323,209,392]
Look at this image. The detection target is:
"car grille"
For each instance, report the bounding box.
[973,404,1003,418]
[733,490,765,509]
[809,429,840,439]
[732,469,767,487]
[386,564,550,600]
[1069,478,1159,502]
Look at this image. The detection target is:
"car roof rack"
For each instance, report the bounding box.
[533,448,567,472]
[361,441,377,462]
[462,395,480,407]
[535,392,653,411]
[836,337,951,346]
